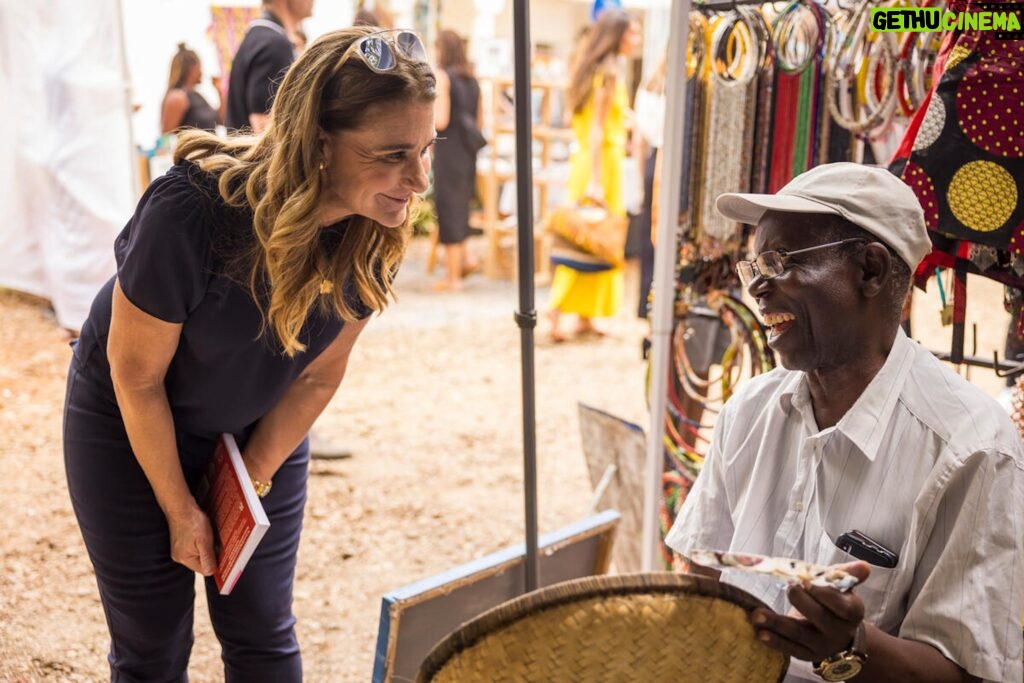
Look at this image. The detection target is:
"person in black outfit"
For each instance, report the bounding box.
[225,0,312,133]
[161,43,223,134]
[430,29,483,292]
[63,28,435,681]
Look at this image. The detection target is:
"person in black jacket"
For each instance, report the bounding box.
[225,0,312,133]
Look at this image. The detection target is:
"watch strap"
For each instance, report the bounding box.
[813,622,868,681]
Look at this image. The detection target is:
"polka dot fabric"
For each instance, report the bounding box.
[956,44,1024,157]
[903,161,941,228]
[890,7,1024,271]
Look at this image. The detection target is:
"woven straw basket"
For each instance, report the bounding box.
[416,572,788,682]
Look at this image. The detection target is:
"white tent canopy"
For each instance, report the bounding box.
[0,1,136,330]
[0,0,358,331]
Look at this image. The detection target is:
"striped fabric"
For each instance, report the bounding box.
[666,328,1024,682]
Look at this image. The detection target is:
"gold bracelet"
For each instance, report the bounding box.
[251,478,272,498]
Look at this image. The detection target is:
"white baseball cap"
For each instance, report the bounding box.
[716,163,931,270]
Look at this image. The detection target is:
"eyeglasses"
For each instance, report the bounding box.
[346,30,428,73]
[736,238,865,286]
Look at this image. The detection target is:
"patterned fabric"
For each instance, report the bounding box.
[207,6,263,92]
[891,5,1024,288]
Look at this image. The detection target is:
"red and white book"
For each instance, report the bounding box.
[198,433,270,595]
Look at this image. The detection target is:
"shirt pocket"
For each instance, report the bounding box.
[817,528,901,630]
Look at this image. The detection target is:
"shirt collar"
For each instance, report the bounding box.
[261,10,285,27]
[777,328,916,461]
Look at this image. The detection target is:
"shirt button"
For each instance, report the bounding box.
[793,501,805,511]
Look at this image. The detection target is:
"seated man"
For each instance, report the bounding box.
[666,163,1024,683]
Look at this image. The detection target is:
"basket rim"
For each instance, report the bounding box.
[416,571,788,682]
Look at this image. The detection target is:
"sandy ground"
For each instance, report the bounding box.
[0,235,1014,682]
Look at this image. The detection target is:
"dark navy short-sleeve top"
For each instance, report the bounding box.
[73,161,371,443]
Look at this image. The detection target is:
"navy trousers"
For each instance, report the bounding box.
[63,360,308,682]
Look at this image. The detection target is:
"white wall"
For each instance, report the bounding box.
[436,0,590,81]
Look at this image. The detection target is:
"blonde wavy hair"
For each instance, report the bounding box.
[174,27,436,356]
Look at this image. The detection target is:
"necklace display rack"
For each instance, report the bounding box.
[652,0,1024,568]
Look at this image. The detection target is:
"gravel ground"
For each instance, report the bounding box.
[0,236,1011,682]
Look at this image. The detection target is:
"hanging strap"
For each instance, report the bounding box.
[950,264,968,365]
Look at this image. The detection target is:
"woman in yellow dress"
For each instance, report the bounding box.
[547,8,641,342]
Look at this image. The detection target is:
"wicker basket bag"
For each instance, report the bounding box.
[417,572,788,683]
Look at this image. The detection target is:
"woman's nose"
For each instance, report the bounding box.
[407,155,430,193]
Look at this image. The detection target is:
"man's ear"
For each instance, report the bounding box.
[861,242,891,298]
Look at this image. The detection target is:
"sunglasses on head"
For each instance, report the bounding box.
[347,30,428,73]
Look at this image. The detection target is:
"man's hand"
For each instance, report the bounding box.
[749,561,872,662]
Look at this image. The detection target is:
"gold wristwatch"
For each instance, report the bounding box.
[251,477,272,498]
[814,622,867,681]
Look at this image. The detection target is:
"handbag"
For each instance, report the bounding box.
[461,111,487,154]
[542,201,628,268]
[549,234,615,272]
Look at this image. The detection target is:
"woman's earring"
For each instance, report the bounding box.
[319,159,326,172]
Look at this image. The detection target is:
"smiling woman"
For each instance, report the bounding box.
[318,100,436,229]
[62,27,435,683]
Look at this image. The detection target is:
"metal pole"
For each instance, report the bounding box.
[641,0,692,571]
[512,0,540,593]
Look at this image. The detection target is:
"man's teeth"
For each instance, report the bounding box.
[763,312,796,326]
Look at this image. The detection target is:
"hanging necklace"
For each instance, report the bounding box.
[317,217,349,296]
[316,258,334,295]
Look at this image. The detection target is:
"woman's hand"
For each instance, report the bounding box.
[166,504,218,576]
[109,280,216,575]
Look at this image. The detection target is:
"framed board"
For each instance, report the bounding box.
[578,402,649,573]
[371,508,620,683]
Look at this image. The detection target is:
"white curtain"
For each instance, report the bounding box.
[0,0,135,330]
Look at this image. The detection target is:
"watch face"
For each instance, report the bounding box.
[822,657,863,682]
